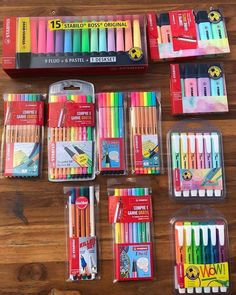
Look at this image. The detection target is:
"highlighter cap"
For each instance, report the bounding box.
[159,13,170,26]
[179,64,185,79]
[156,15,160,26]
[197,63,209,78]
[184,64,197,79]
[196,11,209,24]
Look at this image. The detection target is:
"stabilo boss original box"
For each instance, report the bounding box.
[2,15,148,77]
[147,9,230,61]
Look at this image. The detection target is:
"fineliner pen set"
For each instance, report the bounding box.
[108,181,154,282]
[171,206,230,294]
[48,80,96,181]
[0,93,44,177]
[147,9,230,61]
[65,186,99,281]
[129,91,162,174]
[2,15,148,77]
[170,63,228,115]
[168,122,225,200]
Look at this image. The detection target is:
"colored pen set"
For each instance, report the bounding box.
[130,91,162,174]
[3,15,148,77]
[65,186,99,281]
[171,206,230,294]
[0,93,44,177]
[97,92,126,175]
[108,185,154,281]
[170,63,228,115]
[168,124,225,200]
[147,8,230,61]
[48,80,95,181]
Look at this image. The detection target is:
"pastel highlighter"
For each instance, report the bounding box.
[55,29,64,55]
[46,18,54,54]
[38,18,46,54]
[30,17,38,54]
[197,64,211,96]
[125,17,133,51]
[156,16,162,44]
[73,21,81,54]
[90,18,98,52]
[159,13,172,43]
[210,64,224,96]
[196,11,213,40]
[99,17,107,52]
[184,64,198,97]
[116,15,124,52]
[108,16,115,52]
[210,10,226,39]
[133,16,141,48]
[64,20,72,54]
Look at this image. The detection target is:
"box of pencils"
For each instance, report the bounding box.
[65,186,99,281]
[97,92,127,175]
[170,63,228,115]
[48,80,96,181]
[108,181,154,282]
[171,205,230,294]
[147,8,230,61]
[3,15,148,77]
[129,91,162,174]
[167,121,226,200]
[0,93,44,177]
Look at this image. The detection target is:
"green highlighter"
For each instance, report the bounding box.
[82,21,89,53]
[192,222,203,293]
[73,22,81,53]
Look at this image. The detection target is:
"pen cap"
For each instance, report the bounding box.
[184,64,197,79]
[179,64,185,79]
[197,63,209,78]
[159,13,170,26]
[196,11,210,24]
[156,15,160,26]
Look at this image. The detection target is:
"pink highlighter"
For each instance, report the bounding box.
[38,18,46,54]
[159,13,172,43]
[46,18,55,55]
[184,64,198,97]
[197,64,211,96]
[30,17,38,54]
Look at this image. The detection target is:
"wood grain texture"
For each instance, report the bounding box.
[0,1,236,294]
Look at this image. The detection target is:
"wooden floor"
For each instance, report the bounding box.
[0,1,236,294]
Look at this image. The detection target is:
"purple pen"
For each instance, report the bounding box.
[55,29,64,55]
[197,64,211,96]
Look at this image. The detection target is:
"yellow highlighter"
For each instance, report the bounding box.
[16,17,31,68]
[180,133,190,197]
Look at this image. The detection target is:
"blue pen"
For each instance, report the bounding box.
[210,65,224,96]
[64,21,72,55]
[196,11,213,40]
[151,91,156,106]
[209,10,226,39]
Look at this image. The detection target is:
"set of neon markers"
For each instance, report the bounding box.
[147,8,230,61]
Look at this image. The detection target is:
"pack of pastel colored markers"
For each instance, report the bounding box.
[2,15,148,77]
[171,205,230,294]
[129,90,163,174]
[108,178,154,282]
[147,8,230,61]
[170,63,228,115]
[64,186,100,281]
[48,80,96,181]
[0,93,45,177]
[167,121,226,201]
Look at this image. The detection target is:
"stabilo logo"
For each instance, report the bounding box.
[76,196,88,210]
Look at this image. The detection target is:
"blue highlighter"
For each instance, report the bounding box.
[209,10,226,39]
[209,64,224,96]
[196,11,213,40]
[64,20,72,55]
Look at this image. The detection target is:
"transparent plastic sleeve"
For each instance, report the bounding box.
[170,205,230,294]
[107,178,154,282]
[167,120,226,201]
[64,185,100,281]
[48,80,96,181]
[0,93,45,178]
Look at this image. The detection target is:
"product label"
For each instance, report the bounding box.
[109,195,152,223]
[4,101,44,125]
[99,138,124,171]
[182,96,229,113]
[133,134,160,170]
[169,10,198,51]
[48,101,95,128]
[3,17,16,69]
[48,19,128,31]
[183,262,229,288]
[49,141,93,169]
[174,168,223,191]
[4,142,40,177]
[115,243,153,281]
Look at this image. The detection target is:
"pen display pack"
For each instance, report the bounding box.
[147,9,230,61]
[48,80,96,181]
[3,15,148,77]
[108,180,154,282]
[65,186,99,281]
[171,206,230,294]
[167,122,225,200]
[0,93,44,177]
[129,91,162,174]
[97,92,127,175]
[170,63,228,115]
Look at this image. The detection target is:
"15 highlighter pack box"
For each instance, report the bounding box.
[147,8,230,61]
[2,15,148,77]
[171,205,230,294]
